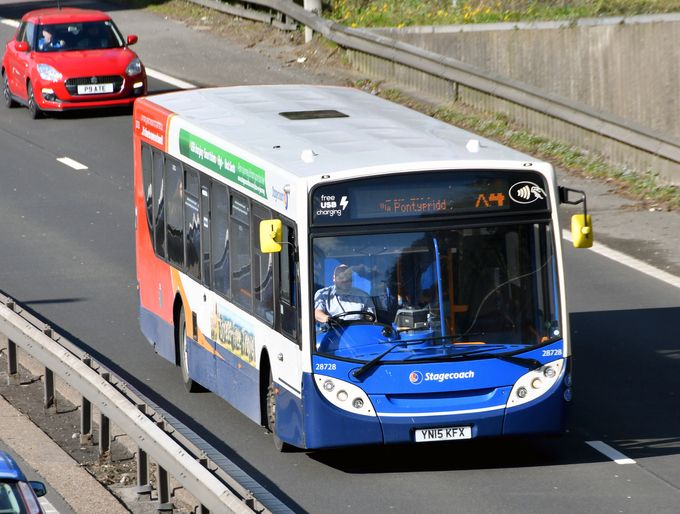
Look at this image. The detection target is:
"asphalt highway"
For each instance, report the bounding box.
[1,1,680,513]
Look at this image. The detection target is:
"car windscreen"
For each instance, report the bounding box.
[35,21,125,52]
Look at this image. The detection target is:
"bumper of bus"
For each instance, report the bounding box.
[300,372,567,449]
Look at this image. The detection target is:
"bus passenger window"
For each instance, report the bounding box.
[165,157,184,267]
[184,167,200,280]
[211,184,229,297]
[141,145,153,244]
[280,224,298,340]
[252,205,274,324]
[200,181,211,287]
[152,151,165,257]
[231,194,251,311]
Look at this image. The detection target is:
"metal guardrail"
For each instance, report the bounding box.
[200,0,680,184]
[0,292,293,514]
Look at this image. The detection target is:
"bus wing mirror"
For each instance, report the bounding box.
[259,219,282,253]
[571,214,593,248]
[559,186,594,248]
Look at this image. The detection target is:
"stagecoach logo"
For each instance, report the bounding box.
[509,181,546,204]
[410,370,475,384]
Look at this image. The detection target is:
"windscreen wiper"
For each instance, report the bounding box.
[411,347,541,369]
[352,340,431,380]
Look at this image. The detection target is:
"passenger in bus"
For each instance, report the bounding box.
[314,264,376,323]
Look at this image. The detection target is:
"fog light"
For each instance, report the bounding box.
[517,387,527,399]
[352,398,364,409]
[544,366,556,378]
[531,378,543,389]
[42,88,56,101]
[337,390,348,402]
[323,380,334,392]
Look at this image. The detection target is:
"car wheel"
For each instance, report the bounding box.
[2,70,17,108]
[266,370,291,452]
[26,81,42,119]
[178,308,203,393]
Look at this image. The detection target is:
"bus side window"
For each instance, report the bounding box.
[211,183,230,297]
[200,178,211,288]
[165,157,184,268]
[252,204,274,324]
[141,144,154,246]
[184,166,200,281]
[280,224,299,342]
[152,151,165,258]
[230,193,252,311]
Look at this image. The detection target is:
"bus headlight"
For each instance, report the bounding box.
[315,374,376,417]
[507,359,564,408]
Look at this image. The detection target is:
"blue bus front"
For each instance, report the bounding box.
[300,169,571,449]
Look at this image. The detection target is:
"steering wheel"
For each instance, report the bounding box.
[329,310,376,323]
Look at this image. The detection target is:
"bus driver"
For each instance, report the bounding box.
[314,264,375,323]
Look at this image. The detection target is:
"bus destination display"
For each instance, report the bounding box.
[312,170,549,225]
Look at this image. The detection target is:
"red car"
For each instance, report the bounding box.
[1,8,147,118]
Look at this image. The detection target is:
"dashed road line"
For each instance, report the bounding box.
[56,157,88,170]
[586,440,636,465]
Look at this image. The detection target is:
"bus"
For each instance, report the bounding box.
[132,85,593,451]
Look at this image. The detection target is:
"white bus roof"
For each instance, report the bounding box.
[151,85,541,178]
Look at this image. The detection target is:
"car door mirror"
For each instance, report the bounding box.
[15,41,29,52]
[127,34,138,46]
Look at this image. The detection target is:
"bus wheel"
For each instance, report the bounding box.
[178,308,202,393]
[27,82,42,119]
[266,371,291,452]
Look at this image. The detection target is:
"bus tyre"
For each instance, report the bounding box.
[2,70,16,108]
[178,308,202,393]
[266,371,291,452]
[27,82,41,119]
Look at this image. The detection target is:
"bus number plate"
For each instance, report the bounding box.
[415,426,471,442]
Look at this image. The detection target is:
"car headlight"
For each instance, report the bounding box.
[37,64,62,82]
[125,58,143,77]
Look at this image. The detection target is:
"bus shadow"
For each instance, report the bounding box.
[567,306,680,460]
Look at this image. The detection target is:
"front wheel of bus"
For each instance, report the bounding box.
[266,371,291,452]
[178,308,202,393]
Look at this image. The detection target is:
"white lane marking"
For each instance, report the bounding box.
[586,440,636,465]
[145,68,196,90]
[1,18,19,28]
[57,157,88,170]
[562,229,680,290]
[39,496,59,513]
